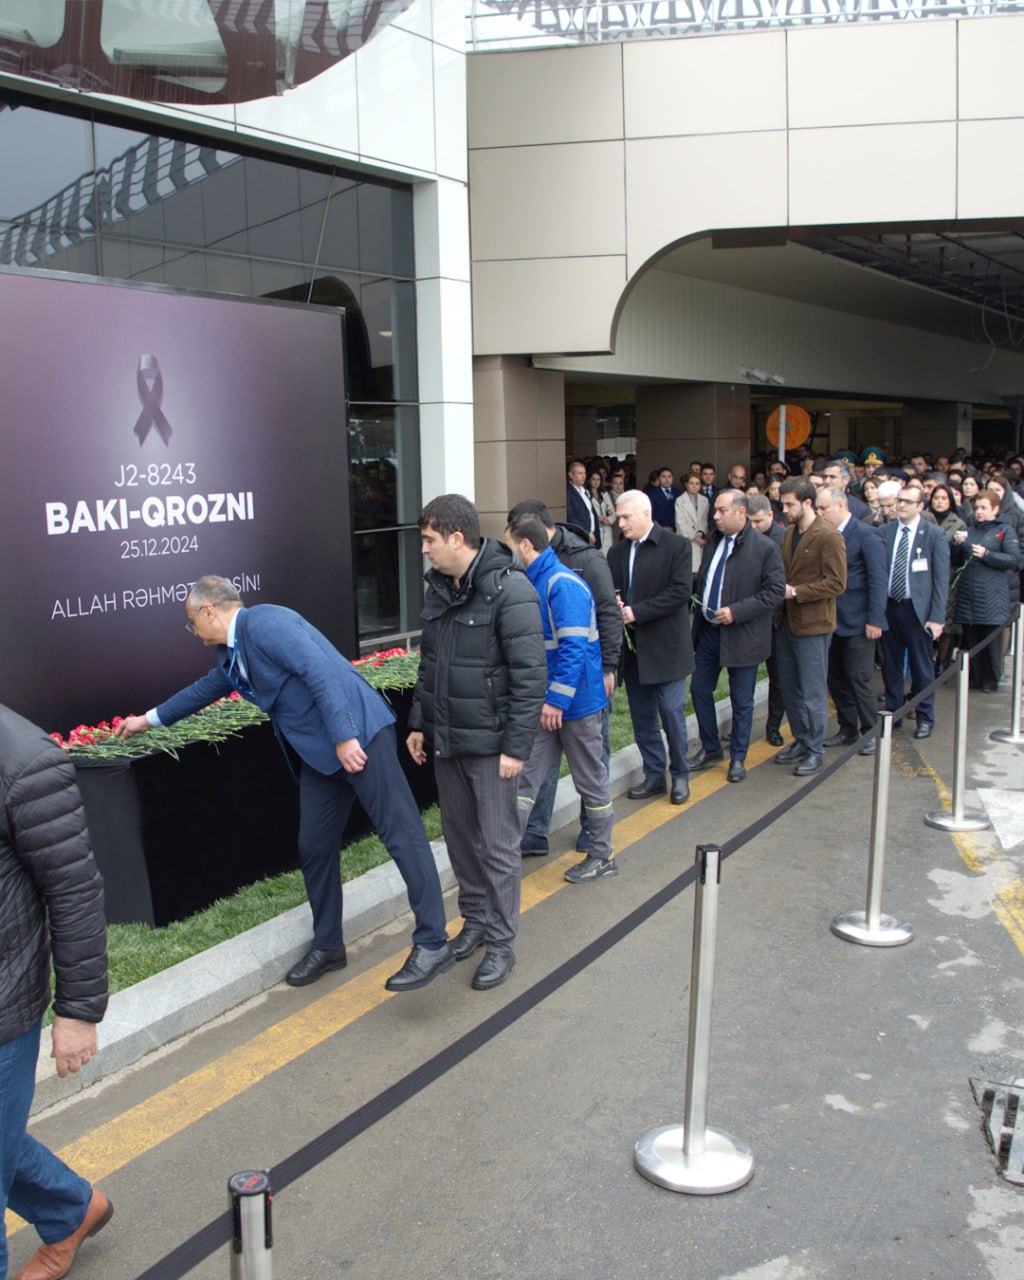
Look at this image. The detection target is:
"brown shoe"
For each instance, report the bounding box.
[16,1187,113,1280]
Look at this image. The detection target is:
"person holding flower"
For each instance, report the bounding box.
[952,491,1023,692]
[113,576,453,994]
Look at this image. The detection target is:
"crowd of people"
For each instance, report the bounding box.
[568,443,1024,700]
[4,441,1022,1279]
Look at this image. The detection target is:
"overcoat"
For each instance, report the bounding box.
[607,525,695,684]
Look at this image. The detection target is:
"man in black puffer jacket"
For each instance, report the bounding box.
[407,495,546,992]
[0,704,112,1280]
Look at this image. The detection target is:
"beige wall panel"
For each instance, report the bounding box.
[467,44,623,149]
[625,133,788,273]
[534,269,1024,404]
[470,142,626,261]
[622,30,786,139]
[958,120,1024,218]
[472,363,510,441]
[789,123,956,225]
[788,23,957,128]
[472,256,627,354]
[474,440,514,513]
[959,16,1024,120]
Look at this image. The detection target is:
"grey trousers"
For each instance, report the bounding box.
[775,615,831,757]
[518,711,614,860]
[434,754,521,954]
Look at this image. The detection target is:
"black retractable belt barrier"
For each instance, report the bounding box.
[136,861,702,1280]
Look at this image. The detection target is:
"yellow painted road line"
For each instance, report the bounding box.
[8,736,782,1233]
[917,759,1024,958]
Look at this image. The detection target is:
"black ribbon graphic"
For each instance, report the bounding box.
[134,354,172,446]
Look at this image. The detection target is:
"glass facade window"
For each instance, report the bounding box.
[0,90,422,644]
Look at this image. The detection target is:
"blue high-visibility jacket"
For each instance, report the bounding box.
[525,545,606,720]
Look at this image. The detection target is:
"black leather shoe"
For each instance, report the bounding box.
[823,732,856,748]
[670,778,690,805]
[727,760,746,783]
[793,754,824,777]
[687,748,724,772]
[774,742,807,765]
[471,950,516,991]
[450,925,486,961]
[914,722,933,739]
[858,739,877,756]
[286,946,347,987]
[766,728,784,747]
[385,943,455,992]
[628,778,666,799]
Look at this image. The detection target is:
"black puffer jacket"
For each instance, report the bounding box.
[0,704,108,1046]
[410,539,547,760]
[953,517,1022,626]
[551,523,622,673]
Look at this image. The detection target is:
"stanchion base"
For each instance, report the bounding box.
[830,910,913,947]
[923,809,990,832]
[990,729,1024,745]
[634,1124,753,1194]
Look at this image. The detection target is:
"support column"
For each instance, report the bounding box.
[901,400,972,460]
[635,383,752,488]
[473,355,566,538]
[414,179,475,500]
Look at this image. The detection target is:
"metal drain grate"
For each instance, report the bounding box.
[970,1078,1024,1186]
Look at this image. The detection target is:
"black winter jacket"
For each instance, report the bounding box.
[0,704,108,1046]
[410,539,547,760]
[550,522,622,673]
[952,517,1022,627]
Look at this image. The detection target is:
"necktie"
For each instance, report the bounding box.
[706,537,731,616]
[891,526,910,601]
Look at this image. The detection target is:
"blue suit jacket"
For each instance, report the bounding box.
[877,519,949,627]
[646,484,681,530]
[836,516,888,637]
[156,605,394,776]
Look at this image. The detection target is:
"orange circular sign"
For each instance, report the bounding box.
[766,405,811,449]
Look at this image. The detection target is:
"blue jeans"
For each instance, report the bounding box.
[523,702,611,841]
[0,1022,92,1278]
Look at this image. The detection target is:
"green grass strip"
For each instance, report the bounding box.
[97,670,748,1000]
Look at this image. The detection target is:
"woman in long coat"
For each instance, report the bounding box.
[952,490,1022,692]
[674,471,709,573]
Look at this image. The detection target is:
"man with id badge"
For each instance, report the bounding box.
[879,488,950,738]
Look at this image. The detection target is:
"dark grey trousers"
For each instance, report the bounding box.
[434,754,522,954]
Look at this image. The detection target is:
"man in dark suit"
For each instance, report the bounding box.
[878,487,950,737]
[687,491,785,783]
[608,490,694,804]
[645,467,681,530]
[774,478,847,775]
[115,575,453,992]
[816,487,887,755]
[700,463,718,503]
[566,459,597,544]
[748,494,787,745]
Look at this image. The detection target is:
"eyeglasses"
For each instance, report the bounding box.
[185,607,205,635]
[895,497,920,505]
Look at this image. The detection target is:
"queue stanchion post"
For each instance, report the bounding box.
[925,650,991,832]
[831,713,913,947]
[991,604,1024,745]
[634,845,753,1195]
[229,1171,273,1280]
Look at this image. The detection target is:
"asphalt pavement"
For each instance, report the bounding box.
[11,679,1024,1280]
